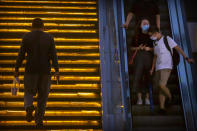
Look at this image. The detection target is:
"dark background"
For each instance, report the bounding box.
[184,0,197,22]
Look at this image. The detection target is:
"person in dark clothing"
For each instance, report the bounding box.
[14,18,59,127]
[130,19,153,105]
[123,0,160,30]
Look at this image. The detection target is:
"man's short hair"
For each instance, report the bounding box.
[32,18,44,29]
[149,27,160,34]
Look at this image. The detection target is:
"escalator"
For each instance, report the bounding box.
[0,0,102,130]
[125,0,186,130]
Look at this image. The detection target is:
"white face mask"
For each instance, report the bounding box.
[150,36,157,41]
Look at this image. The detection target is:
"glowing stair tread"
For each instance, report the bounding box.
[0,75,100,81]
[0,5,96,10]
[0,101,101,108]
[0,83,100,90]
[0,110,101,116]
[0,52,100,57]
[0,67,99,72]
[0,29,97,33]
[0,120,100,126]
[0,17,98,21]
[0,11,97,15]
[0,23,96,27]
[0,38,99,42]
[0,60,100,64]
[0,92,100,99]
[0,45,99,49]
[0,0,97,5]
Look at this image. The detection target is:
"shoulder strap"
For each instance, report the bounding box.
[163,36,172,56]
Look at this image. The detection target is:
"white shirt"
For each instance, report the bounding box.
[153,36,177,71]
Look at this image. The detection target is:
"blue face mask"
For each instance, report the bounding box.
[142,25,150,32]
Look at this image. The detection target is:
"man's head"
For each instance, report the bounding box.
[149,27,161,40]
[32,18,44,29]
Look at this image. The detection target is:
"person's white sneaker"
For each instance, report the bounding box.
[145,98,150,105]
[137,99,143,105]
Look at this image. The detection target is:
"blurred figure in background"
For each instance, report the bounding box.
[123,0,160,30]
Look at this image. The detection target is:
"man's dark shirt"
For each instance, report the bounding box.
[129,0,160,26]
[15,30,59,74]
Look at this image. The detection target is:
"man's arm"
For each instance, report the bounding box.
[50,36,60,82]
[156,14,160,30]
[123,12,134,29]
[150,55,157,75]
[174,45,194,63]
[50,36,59,73]
[15,38,26,77]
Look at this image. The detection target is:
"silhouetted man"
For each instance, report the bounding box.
[14,18,59,127]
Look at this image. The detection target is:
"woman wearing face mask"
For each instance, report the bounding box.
[130,19,153,105]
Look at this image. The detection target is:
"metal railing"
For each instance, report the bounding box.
[167,0,197,130]
[99,0,132,130]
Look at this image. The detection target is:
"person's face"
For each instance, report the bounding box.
[140,19,150,28]
[151,32,158,38]
[150,32,159,40]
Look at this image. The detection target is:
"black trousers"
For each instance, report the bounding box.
[132,51,153,94]
[24,73,51,121]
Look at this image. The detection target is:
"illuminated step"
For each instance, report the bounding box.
[0,0,97,5]
[5,129,102,131]
[0,29,97,33]
[0,129,102,131]
[0,5,96,10]
[0,38,99,42]
[0,11,97,16]
[0,45,99,50]
[0,60,100,64]
[0,110,100,116]
[0,23,96,27]
[0,67,98,73]
[0,17,97,21]
[0,52,100,57]
[0,75,100,81]
[0,84,100,90]
[0,120,99,126]
[0,92,99,99]
[0,101,101,108]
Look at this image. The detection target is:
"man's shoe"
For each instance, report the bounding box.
[35,110,44,128]
[158,108,166,115]
[26,105,35,122]
[36,121,43,129]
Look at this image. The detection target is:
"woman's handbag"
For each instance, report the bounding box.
[129,49,138,65]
